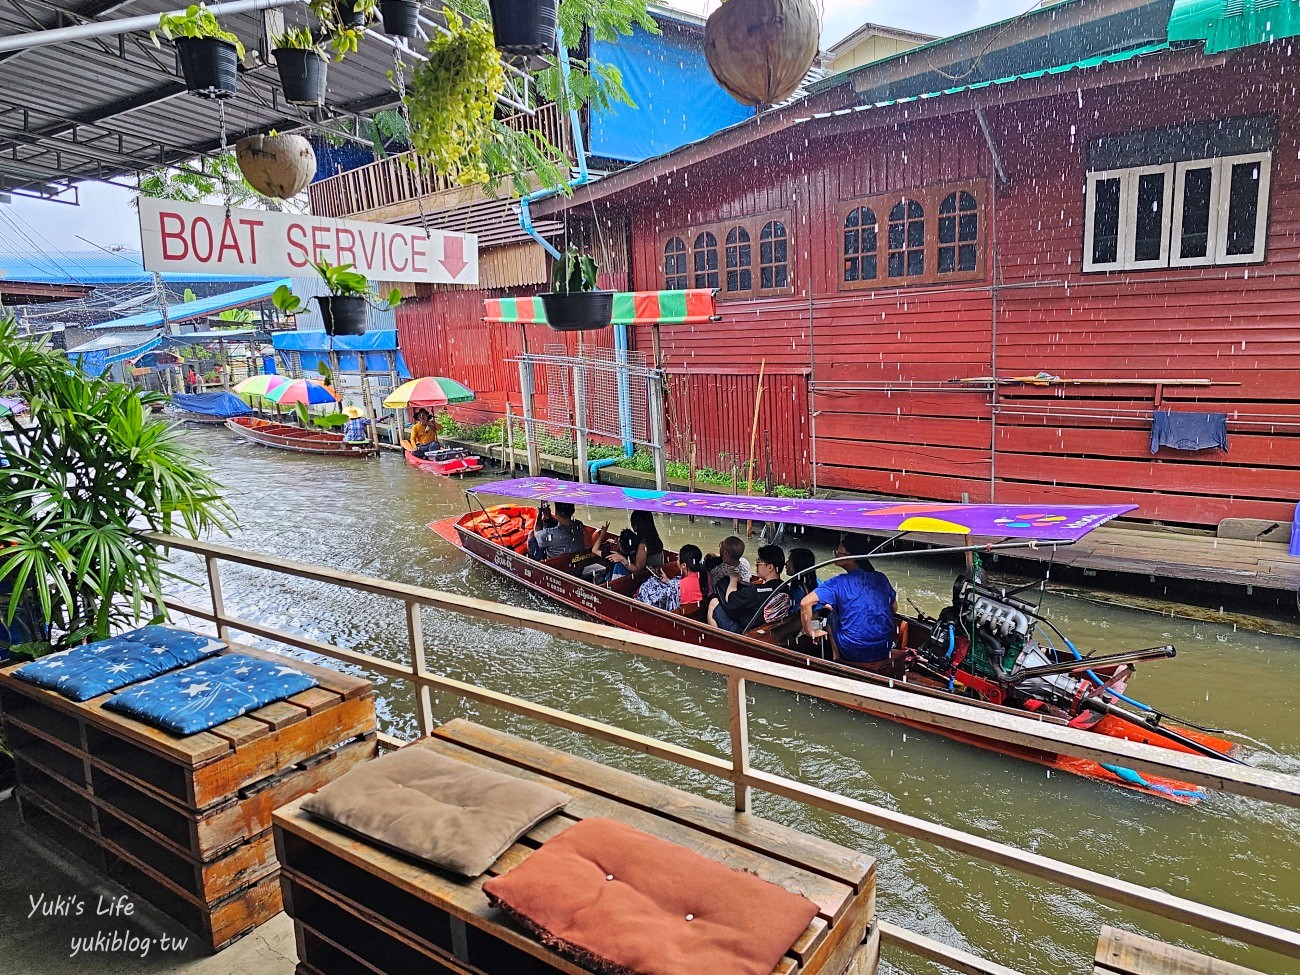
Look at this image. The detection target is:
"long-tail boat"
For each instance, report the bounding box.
[402,440,483,477]
[225,416,378,457]
[431,477,1245,803]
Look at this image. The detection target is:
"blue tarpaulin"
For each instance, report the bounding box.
[171,392,254,418]
[272,329,411,378]
[589,23,751,164]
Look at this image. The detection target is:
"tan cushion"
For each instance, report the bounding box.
[483,818,820,975]
[301,747,569,877]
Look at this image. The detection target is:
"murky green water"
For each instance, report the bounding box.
[169,428,1300,975]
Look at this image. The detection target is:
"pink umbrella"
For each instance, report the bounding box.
[266,379,338,407]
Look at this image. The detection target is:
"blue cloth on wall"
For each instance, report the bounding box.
[15,626,224,702]
[105,654,317,736]
[1150,411,1229,454]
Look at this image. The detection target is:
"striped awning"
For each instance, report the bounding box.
[483,290,718,325]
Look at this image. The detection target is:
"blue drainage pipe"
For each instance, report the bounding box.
[517,28,635,469]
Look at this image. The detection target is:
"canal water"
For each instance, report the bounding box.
[170,428,1300,975]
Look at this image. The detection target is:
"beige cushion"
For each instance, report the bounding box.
[301,746,569,877]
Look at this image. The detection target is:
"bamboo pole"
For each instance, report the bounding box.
[744,359,766,537]
[688,443,697,523]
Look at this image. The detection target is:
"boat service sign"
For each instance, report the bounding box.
[138,199,478,285]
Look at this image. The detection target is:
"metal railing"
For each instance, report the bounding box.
[148,532,1300,974]
[309,102,575,219]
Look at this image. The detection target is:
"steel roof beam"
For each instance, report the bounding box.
[0,81,187,156]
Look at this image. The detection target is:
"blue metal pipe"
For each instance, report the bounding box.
[589,457,620,482]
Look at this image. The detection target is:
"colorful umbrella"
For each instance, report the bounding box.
[0,396,27,417]
[383,376,476,409]
[266,379,338,407]
[234,375,288,396]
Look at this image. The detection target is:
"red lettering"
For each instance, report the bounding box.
[410,233,428,273]
[311,225,331,264]
[336,228,357,267]
[239,218,264,264]
[216,218,244,263]
[286,224,310,268]
[358,231,380,269]
[159,212,187,261]
[387,233,409,273]
[191,217,214,263]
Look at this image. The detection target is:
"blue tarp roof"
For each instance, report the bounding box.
[272,328,411,379]
[90,279,290,331]
[0,250,273,286]
[66,330,164,377]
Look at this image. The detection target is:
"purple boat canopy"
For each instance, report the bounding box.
[474,477,1135,543]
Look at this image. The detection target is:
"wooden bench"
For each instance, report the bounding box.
[274,718,879,975]
[0,642,377,951]
[1096,926,1267,975]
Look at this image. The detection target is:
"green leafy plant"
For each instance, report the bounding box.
[0,317,233,652]
[272,283,306,316]
[216,307,256,325]
[306,0,376,58]
[274,25,328,58]
[137,152,276,211]
[273,263,402,314]
[153,4,246,59]
[551,245,599,294]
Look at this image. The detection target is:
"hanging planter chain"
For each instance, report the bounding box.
[393,46,432,240]
[218,99,233,217]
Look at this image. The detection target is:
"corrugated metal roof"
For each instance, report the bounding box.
[65,328,161,354]
[1167,0,1300,53]
[89,277,288,330]
[0,249,270,285]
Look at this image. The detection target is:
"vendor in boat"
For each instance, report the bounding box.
[342,405,371,444]
[707,544,792,633]
[800,533,897,665]
[528,501,587,560]
[409,408,439,458]
[602,510,664,582]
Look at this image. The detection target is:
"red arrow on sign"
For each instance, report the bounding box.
[440,236,469,279]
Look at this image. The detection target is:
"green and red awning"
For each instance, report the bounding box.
[483,290,718,326]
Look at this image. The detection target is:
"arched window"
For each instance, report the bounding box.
[888,199,925,278]
[664,236,688,289]
[843,207,877,282]
[938,191,978,273]
[724,226,752,293]
[759,220,788,290]
[693,231,719,289]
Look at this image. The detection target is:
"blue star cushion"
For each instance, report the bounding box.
[14,627,225,702]
[104,654,318,736]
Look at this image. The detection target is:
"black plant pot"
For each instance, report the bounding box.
[335,0,369,27]
[275,48,327,104]
[379,0,420,38]
[540,290,614,332]
[175,37,239,99]
[316,295,369,336]
[488,0,558,56]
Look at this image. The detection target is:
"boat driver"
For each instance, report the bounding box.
[800,533,897,665]
[410,408,440,458]
[529,502,587,560]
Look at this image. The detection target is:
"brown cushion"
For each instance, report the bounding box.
[300,746,569,877]
[483,818,820,975]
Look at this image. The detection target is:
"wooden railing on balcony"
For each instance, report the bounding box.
[310,102,576,219]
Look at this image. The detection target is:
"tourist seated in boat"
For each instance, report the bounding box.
[527,501,586,560]
[709,535,754,591]
[409,408,440,458]
[634,544,705,611]
[800,534,897,665]
[602,510,665,583]
[707,544,793,633]
[342,405,371,444]
[786,547,819,606]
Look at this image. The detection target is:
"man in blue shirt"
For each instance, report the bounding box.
[799,533,897,664]
[342,405,371,444]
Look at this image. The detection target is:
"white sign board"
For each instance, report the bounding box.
[138,198,478,285]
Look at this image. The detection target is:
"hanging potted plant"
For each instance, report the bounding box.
[273,27,328,104]
[488,0,558,56]
[153,4,245,99]
[312,0,376,29]
[379,0,421,39]
[272,263,402,337]
[540,245,613,332]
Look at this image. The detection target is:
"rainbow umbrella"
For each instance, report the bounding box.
[383,376,475,409]
[234,375,287,396]
[266,379,338,407]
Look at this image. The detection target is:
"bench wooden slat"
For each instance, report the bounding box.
[1096,926,1267,975]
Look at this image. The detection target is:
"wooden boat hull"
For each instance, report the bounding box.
[225,417,378,457]
[404,445,483,476]
[440,509,1237,803]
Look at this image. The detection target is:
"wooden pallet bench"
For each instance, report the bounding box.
[274,718,879,975]
[1095,926,1267,975]
[0,644,377,951]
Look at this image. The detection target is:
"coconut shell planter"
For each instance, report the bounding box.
[704,0,818,107]
[175,37,240,98]
[488,0,558,56]
[235,134,317,199]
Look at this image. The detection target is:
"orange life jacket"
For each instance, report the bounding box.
[464,505,536,554]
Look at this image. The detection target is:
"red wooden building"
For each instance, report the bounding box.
[386,0,1300,529]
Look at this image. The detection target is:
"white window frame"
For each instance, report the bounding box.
[1084,151,1271,272]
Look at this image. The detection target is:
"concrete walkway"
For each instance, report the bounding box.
[0,797,296,975]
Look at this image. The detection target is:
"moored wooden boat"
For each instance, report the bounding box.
[434,490,1243,803]
[402,440,483,476]
[226,416,379,457]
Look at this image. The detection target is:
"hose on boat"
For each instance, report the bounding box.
[1099,763,1208,801]
[946,624,956,692]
